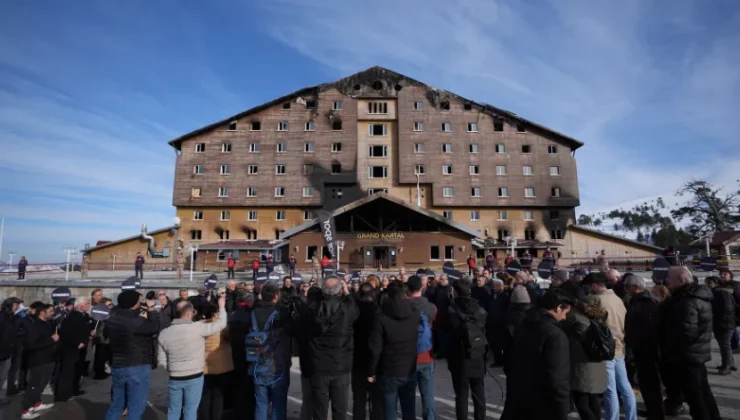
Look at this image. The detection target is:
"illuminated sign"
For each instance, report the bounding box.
[356,232,405,240]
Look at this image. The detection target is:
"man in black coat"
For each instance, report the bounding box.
[445,279,488,420]
[279,276,299,309]
[471,275,492,310]
[662,266,720,420]
[351,284,382,420]
[624,274,664,420]
[22,303,58,417]
[486,279,509,367]
[501,290,573,420]
[54,297,93,402]
[225,281,239,313]
[304,277,359,420]
[368,281,419,420]
[712,274,737,375]
[228,292,256,420]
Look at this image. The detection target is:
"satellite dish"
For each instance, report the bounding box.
[173,216,182,227]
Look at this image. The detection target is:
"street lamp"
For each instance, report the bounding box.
[504,236,518,257]
[63,247,76,281]
[8,251,16,267]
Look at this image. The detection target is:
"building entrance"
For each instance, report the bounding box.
[363,246,397,269]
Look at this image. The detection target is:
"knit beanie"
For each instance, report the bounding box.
[510,285,531,304]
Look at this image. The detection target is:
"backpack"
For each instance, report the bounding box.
[582,319,615,361]
[417,310,433,354]
[449,304,487,359]
[245,309,281,383]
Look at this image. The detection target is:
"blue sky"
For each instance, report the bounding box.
[1,0,739,262]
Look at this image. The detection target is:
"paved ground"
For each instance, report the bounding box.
[2,343,738,420]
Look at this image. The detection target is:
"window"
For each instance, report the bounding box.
[247,166,258,176]
[525,229,536,240]
[275,164,286,175]
[440,100,450,111]
[331,143,342,152]
[517,124,526,133]
[369,145,388,157]
[303,187,313,197]
[469,165,480,175]
[218,187,229,197]
[551,229,564,240]
[247,187,257,197]
[304,121,316,131]
[282,102,291,110]
[464,103,473,110]
[332,101,343,110]
[368,188,388,196]
[218,164,230,175]
[467,122,479,132]
[193,165,203,175]
[413,101,423,111]
[276,210,286,221]
[220,210,231,221]
[551,187,562,197]
[193,210,203,220]
[441,122,451,132]
[498,210,508,221]
[306,246,318,261]
[495,144,505,153]
[249,121,260,131]
[191,188,201,198]
[521,145,531,153]
[228,121,237,131]
[249,143,259,153]
[548,144,558,154]
[442,164,453,175]
[443,187,454,197]
[413,122,424,131]
[274,187,285,197]
[498,187,509,197]
[303,210,312,220]
[525,187,536,198]
[304,143,314,153]
[550,211,560,220]
[248,211,258,221]
[195,143,205,153]
[221,143,232,153]
[493,119,504,132]
[305,99,316,109]
[523,210,534,221]
[471,187,481,197]
[497,230,510,241]
[430,246,440,260]
[331,188,344,199]
[443,211,453,220]
[278,121,288,131]
[303,164,314,175]
[550,166,560,176]
[523,165,533,176]
[332,120,343,130]
[369,124,388,136]
[469,144,479,153]
[444,245,455,260]
[496,165,507,175]
[442,144,452,153]
[331,163,342,174]
[368,102,388,114]
[415,164,425,175]
[368,166,388,179]
[276,143,286,153]
[414,143,424,153]
[191,230,202,240]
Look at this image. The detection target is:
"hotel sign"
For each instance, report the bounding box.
[356,232,405,240]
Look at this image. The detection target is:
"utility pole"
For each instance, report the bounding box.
[112,253,118,271]
[8,251,16,268]
[189,244,198,282]
[63,247,76,281]
[415,173,421,207]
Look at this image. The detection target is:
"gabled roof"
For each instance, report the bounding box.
[690,231,740,248]
[568,225,663,252]
[83,226,178,253]
[168,66,584,151]
[280,192,482,239]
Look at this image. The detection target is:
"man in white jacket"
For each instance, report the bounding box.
[158,295,227,420]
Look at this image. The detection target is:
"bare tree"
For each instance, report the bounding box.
[671,180,740,236]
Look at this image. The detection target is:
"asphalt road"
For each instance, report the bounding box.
[2,343,739,420]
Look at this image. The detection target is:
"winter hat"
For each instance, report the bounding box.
[510,285,531,304]
[552,270,569,283]
[117,290,141,310]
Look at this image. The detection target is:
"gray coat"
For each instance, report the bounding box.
[562,297,607,394]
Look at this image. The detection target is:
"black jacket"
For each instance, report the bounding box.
[59,310,92,350]
[486,291,510,333]
[471,286,492,310]
[225,290,239,314]
[624,290,661,353]
[158,301,176,330]
[445,297,488,378]
[368,297,418,377]
[228,307,252,379]
[712,286,736,331]
[25,318,58,366]
[279,286,299,308]
[0,312,14,360]
[105,308,160,368]
[353,299,379,370]
[523,282,541,306]
[660,283,714,364]
[501,303,530,369]
[305,295,359,375]
[501,309,571,420]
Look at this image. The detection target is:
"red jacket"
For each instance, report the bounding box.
[467,257,476,268]
[321,256,330,267]
[251,260,260,270]
[227,258,236,269]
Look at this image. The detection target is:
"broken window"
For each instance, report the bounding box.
[282,102,291,110]
[464,103,473,110]
[305,99,316,109]
[369,124,387,136]
[369,145,388,157]
[444,245,455,260]
[228,121,237,130]
[440,100,450,110]
[521,145,531,153]
[368,166,388,178]
[494,119,504,132]
[331,163,342,174]
[551,187,562,197]
[430,246,441,260]
[332,120,343,130]
[251,121,261,131]
[332,143,342,152]
[517,124,526,133]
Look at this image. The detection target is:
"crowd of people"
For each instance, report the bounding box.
[0,263,737,420]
